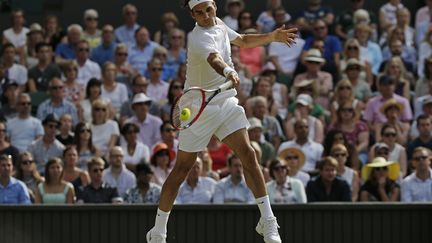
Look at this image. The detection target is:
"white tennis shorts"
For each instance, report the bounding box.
[178,96,249,152]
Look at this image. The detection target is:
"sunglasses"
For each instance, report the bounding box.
[171,36,182,39]
[79,128,91,133]
[339,86,351,90]
[20,102,31,106]
[306,61,321,65]
[172,85,183,89]
[341,108,354,113]
[116,52,128,56]
[151,68,163,72]
[94,107,106,112]
[0,129,5,132]
[383,132,397,138]
[78,48,90,52]
[377,150,389,155]
[126,130,138,134]
[273,165,287,171]
[46,124,58,129]
[50,86,64,90]
[125,11,137,15]
[86,18,98,21]
[92,168,104,173]
[332,153,347,158]
[347,66,360,71]
[413,156,428,161]
[21,160,34,165]
[314,26,326,31]
[347,46,359,51]
[285,156,298,160]
[163,128,176,132]
[374,167,388,172]
[241,15,252,20]
[156,150,169,157]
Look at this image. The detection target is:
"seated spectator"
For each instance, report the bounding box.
[158,122,179,168]
[1,43,28,88]
[330,144,360,202]
[415,0,432,47]
[306,157,352,202]
[73,122,101,170]
[77,78,114,123]
[370,124,407,177]
[0,154,31,204]
[0,121,19,163]
[335,0,372,40]
[296,0,334,38]
[323,129,360,170]
[354,23,382,75]
[76,156,121,204]
[380,37,415,75]
[27,42,62,92]
[222,0,244,31]
[159,80,184,122]
[2,9,29,48]
[378,0,404,34]
[407,115,432,160]
[82,9,101,50]
[90,99,119,157]
[34,157,75,204]
[176,158,217,204]
[43,14,66,50]
[0,81,19,120]
[416,57,432,98]
[154,12,180,48]
[342,59,372,103]
[113,44,138,83]
[247,117,276,167]
[36,77,79,126]
[375,99,410,146]
[379,56,412,100]
[124,163,161,204]
[114,4,140,46]
[147,46,177,89]
[344,9,378,42]
[360,157,400,201]
[55,24,82,64]
[207,136,232,176]
[237,10,258,34]
[75,40,102,87]
[28,114,65,174]
[340,40,373,87]
[213,154,254,204]
[266,158,307,204]
[417,30,432,80]
[146,58,170,103]
[278,147,310,187]
[125,93,162,148]
[119,75,151,124]
[287,79,326,122]
[150,143,174,187]
[249,74,280,117]
[198,149,220,181]
[100,61,128,113]
[56,114,75,146]
[14,152,44,202]
[128,26,159,75]
[23,25,43,68]
[257,0,291,33]
[7,93,44,152]
[166,28,187,80]
[330,79,365,124]
[62,62,85,104]
[62,147,90,190]
[90,24,116,67]
[262,64,289,117]
[393,8,415,47]
[120,123,150,172]
[279,118,324,174]
[102,146,136,197]
[401,147,432,202]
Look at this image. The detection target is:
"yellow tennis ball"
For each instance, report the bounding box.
[180,108,191,121]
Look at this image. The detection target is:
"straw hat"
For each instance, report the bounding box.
[361,157,400,181]
[379,98,404,114]
[304,49,326,63]
[278,147,305,171]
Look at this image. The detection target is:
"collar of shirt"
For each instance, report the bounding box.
[106,164,126,175]
[0,177,17,188]
[226,175,246,188]
[414,169,432,182]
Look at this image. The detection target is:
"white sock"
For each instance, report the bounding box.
[153,208,170,235]
[256,195,274,219]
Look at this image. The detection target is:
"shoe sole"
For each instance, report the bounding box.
[146,231,151,243]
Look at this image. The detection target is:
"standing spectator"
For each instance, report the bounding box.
[0,154,31,204]
[55,24,82,63]
[55,114,74,146]
[213,154,254,204]
[27,42,62,92]
[256,0,291,33]
[150,143,175,187]
[7,93,44,152]
[102,146,136,197]
[306,157,352,202]
[0,121,19,164]
[222,0,244,31]
[330,144,360,202]
[100,61,128,112]
[62,61,85,104]
[278,147,310,187]
[153,12,180,49]
[120,123,150,171]
[34,158,75,204]
[36,77,79,126]
[28,114,65,174]
[114,4,140,46]
[90,24,116,67]
[74,122,101,170]
[407,115,432,160]
[146,58,170,102]
[90,99,119,157]
[124,163,161,204]
[82,9,101,49]
[2,9,29,48]
[125,93,162,148]
[278,118,324,174]
[76,156,121,204]
[14,152,44,202]
[75,40,102,87]
[128,27,159,75]
[1,43,28,87]
[266,158,307,203]
[43,15,66,50]
[360,157,400,201]
[401,147,432,202]
[247,117,276,167]
[176,158,217,204]
[62,147,90,190]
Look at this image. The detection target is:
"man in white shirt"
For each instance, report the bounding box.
[401,147,432,202]
[102,146,136,197]
[2,9,29,48]
[213,154,254,203]
[1,43,27,87]
[75,40,102,87]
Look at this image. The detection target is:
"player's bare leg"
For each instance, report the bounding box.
[222,128,282,243]
[147,151,198,243]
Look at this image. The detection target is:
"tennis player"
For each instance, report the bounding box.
[147,1,297,242]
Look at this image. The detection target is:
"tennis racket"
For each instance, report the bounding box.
[171,80,233,130]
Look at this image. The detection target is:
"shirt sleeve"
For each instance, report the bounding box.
[400,179,412,202]
[212,182,224,204]
[19,182,31,204]
[292,179,307,203]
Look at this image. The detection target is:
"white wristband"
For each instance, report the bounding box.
[223,66,236,78]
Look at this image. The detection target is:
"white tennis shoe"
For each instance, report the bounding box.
[146,228,166,243]
[255,216,282,243]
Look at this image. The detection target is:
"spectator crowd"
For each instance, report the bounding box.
[1,0,432,205]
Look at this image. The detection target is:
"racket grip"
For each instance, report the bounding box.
[219,80,233,91]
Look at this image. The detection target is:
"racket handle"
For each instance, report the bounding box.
[219,80,233,91]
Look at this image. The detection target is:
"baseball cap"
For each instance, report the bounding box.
[295,94,313,107]
[247,117,263,130]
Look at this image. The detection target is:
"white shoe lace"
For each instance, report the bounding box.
[263,217,281,241]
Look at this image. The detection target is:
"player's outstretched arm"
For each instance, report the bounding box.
[231,25,298,48]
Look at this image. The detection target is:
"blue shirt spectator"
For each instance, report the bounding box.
[55,43,76,60]
[115,24,139,47]
[213,175,254,204]
[0,155,31,204]
[128,41,159,75]
[91,24,117,66]
[303,35,342,65]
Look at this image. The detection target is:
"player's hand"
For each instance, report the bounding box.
[226,71,240,88]
[272,24,298,47]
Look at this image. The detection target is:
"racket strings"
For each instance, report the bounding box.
[172,90,204,129]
